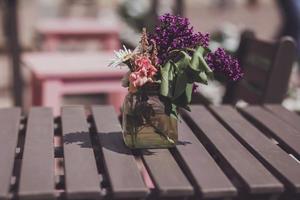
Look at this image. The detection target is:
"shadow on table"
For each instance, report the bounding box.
[64,131,191,156]
[63,131,152,155]
[64,131,93,148]
[177,141,191,145]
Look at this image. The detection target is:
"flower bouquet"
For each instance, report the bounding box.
[109,13,243,149]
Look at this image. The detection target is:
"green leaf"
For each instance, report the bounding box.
[199,56,212,74]
[171,51,193,101]
[176,51,191,69]
[160,61,171,97]
[159,46,215,113]
[189,56,200,72]
[170,103,178,119]
[190,46,205,68]
[173,70,188,100]
[186,46,214,84]
[185,83,193,103]
[198,52,213,79]
[199,72,208,84]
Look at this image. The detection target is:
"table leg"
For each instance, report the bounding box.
[43,35,60,51]
[41,80,62,116]
[135,156,154,189]
[103,34,120,51]
[31,74,42,105]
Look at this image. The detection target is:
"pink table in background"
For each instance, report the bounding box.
[22,52,128,115]
[36,18,120,51]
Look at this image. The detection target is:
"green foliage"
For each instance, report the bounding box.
[160,46,213,115]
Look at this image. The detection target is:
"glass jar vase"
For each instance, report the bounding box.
[122,85,178,149]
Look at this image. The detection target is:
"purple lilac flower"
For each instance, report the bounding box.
[149,13,210,65]
[205,48,243,81]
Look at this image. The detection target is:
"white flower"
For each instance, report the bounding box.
[108,45,133,68]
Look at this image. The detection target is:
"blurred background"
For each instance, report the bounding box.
[1,0,300,114]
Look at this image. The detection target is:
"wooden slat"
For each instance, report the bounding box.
[243,65,268,91]
[236,80,263,104]
[91,106,148,199]
[0,108,21,200]
[263,37,296,103]
[264,104,300,132]
[62,106,101,199]
[243,54,272,73]
[175,119,237,199]
[210,106,300,193]
[18,108,55,199]
[240,106,300,159]
[247,39,276,62]
[184,106,283,195]
[142,149,194,198]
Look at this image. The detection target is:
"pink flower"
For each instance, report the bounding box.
[129,71,153,87]
[146,64,158,77]
[135,56,152,69]
[128,56,158,92]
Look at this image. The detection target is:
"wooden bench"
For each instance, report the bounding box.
[0,105,300,199]
[22,52,128,115]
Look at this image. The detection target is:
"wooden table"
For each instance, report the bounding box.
[22,52,128,115]
[0,105,300,200]
[36,18,120,51]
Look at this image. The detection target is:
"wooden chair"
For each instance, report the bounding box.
[223,31,297,105]
[192,31,297,106]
